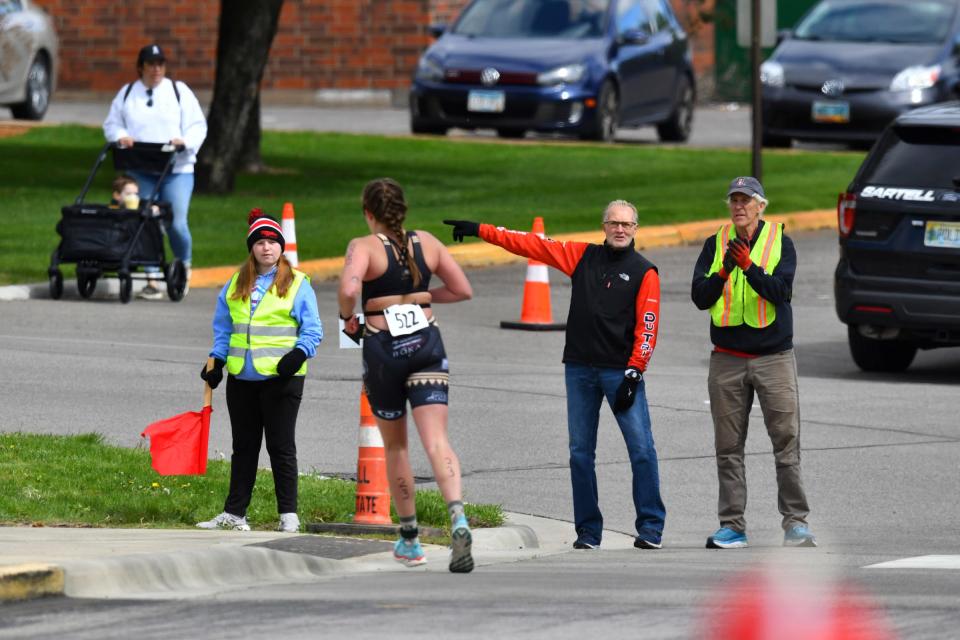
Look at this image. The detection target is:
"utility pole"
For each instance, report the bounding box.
[750,0,762,181]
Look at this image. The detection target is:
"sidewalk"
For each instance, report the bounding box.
[0,513,636,602]
[0,210,836,300]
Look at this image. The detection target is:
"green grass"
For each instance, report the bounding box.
[0,432,503,533]
[0,125,865,284]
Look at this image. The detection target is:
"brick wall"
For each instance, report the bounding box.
[34,0,715,101]
[34,0,432,97]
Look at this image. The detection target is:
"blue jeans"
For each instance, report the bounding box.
[130,170,194,265]
[565,362,666,545]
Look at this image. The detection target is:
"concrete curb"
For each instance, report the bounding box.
[1,210,836,300]
[0,512,632,601]
[0,563,64,602]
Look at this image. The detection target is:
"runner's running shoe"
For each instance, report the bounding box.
[393,538,427,567]
[449,514,474,573]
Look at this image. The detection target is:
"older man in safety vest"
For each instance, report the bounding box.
[691,176,816,550]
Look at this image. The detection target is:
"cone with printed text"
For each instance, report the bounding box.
[500,216,566,331]
[353,387,392,525]
[281,202,299,266]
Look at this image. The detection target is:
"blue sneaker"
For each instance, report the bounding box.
[393,537,427,567]
[783,525,817,547]
[449,515,474,573]
[706,527,748,549]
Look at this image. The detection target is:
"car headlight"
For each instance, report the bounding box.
[537,63,586,86]
[415,57,444,82]
[759,61,784,87]
[890,65,941,91]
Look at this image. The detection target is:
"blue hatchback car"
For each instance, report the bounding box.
[409,0,695,142]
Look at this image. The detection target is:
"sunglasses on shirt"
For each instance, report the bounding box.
[146,88,153,107]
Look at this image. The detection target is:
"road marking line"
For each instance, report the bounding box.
[865,555,960,570]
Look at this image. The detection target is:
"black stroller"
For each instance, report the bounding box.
[48,142,189,304]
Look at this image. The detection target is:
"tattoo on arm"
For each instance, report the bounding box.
[345,241,356,267]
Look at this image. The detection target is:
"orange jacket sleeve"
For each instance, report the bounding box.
[630,269,660,372]
[479,223,587,277]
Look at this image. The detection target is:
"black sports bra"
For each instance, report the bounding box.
[361,231,432,310]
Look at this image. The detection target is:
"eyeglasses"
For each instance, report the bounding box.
[146,88,153,107]
[603,220,637,230]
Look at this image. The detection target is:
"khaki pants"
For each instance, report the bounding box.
[707,349,809,532]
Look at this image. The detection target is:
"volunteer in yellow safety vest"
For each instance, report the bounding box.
[196,209,322,534]
[691,176,816,550]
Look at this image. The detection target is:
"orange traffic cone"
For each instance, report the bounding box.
[281,202,299,266]
[699,567,896,640]
[353,388,392,525]
[500,216,566,331]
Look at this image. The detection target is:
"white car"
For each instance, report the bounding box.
[0,0,57,120]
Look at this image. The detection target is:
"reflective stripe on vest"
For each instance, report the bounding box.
[707,222,783,328]
[225,269,308,376]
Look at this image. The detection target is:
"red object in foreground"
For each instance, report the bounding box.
[141,405,211,475]
[141,358,215,476]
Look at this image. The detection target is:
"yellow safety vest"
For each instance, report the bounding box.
[707,222,783,328]
[226,269,308,376]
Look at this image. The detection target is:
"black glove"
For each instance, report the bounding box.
[276,348,307,378]
[721,244,737,275]
[613,368,642,413]
[200,358,225,390]
[442,219,480,242]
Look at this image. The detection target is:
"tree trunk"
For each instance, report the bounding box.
[195,0,283,193]
[238,96,264,173]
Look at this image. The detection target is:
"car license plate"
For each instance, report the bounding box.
[812,100,850,123]
[924,221,960,248]
[467,90,505,113]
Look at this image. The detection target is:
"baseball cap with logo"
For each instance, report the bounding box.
[726,176,765,199]
[137,44,166,66]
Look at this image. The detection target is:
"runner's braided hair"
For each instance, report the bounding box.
[362,178,421,288]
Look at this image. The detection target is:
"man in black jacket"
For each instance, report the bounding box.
[445,201,666,550]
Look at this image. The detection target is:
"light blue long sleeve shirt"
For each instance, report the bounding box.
[210,267,323,381]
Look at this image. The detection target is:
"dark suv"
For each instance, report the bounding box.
[409,0,695,142]
[835,102,960,371]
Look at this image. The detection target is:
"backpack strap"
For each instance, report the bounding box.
[122,79,181,104]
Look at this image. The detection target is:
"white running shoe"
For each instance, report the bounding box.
[277,512,300,533]
[196,511,251,531]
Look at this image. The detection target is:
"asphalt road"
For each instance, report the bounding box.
[2,229,959,637]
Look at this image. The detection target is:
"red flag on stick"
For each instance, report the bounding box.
[141,358,214,475]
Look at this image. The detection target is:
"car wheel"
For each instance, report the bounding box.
[847,325,917,372]
[657,75,694,142]
[580,80,618,142]
[496,128,526,139]
[410,118,448,136]
[10,56,51,121]
[761,131,792,148]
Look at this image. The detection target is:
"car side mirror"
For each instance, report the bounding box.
[429,23,447,39]
[618,28,649,45]
[776,29,792,46]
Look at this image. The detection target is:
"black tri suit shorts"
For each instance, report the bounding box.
[362,321,450,420]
